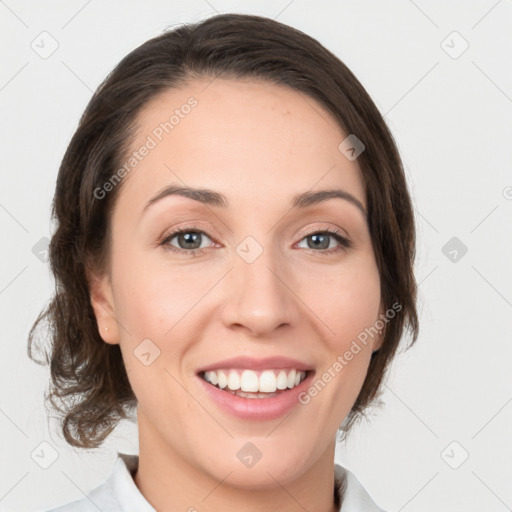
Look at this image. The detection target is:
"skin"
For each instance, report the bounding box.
[88,77,383,512]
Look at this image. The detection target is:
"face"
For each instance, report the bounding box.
[89,77,383,489]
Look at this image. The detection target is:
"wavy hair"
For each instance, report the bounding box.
[28,13,419,448]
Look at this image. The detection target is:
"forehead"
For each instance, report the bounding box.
[114,77,366,218]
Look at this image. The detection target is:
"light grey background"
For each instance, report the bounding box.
[1,1,511,510]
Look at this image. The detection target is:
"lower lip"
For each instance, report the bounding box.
[196,371,315,421]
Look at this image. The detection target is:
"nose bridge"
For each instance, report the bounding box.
[221,236,299,335]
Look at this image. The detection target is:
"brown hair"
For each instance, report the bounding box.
[28,13,419,449]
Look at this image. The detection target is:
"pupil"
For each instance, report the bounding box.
[179,232,201,249]
[309,234,328,250]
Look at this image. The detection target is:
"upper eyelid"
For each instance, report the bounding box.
[296,225,347,238]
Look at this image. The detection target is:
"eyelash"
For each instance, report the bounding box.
[158,225,352,257]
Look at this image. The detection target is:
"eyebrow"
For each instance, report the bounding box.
[141,184,367,218]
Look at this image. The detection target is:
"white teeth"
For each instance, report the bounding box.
[276,370,288,389]
[203,368,308,393]
[259,370,277,393]
[240,370,259,392]
[227,370,241,391]
[208,371,218,386]
[217,370,227,389]
[287,369,296,389]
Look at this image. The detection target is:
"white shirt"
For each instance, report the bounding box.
[45,452,385,511]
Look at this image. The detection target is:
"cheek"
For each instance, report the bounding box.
[303,256,381,349]
[110,267,196,409]
[110,251,220,388]
[112,246,211,333]
[301,254,381,402]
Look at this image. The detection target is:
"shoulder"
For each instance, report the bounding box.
[42,453,154,512]
[334,463,387,512]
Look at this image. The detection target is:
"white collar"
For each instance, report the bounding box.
[52,452,385,511]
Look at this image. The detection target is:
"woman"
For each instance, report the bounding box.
[29,12,419,511]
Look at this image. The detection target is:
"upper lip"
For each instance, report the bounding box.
[196,356,314,374]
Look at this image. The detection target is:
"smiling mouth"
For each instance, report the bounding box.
[198,368,312,399]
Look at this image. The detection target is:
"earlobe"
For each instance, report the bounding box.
[87,269,120,345]
[372,336,384,354]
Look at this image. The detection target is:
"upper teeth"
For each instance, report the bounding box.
[203,369,307,393]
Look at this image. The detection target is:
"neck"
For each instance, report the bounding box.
[132,410,340,512]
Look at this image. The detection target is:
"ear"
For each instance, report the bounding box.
[86,268,120,345]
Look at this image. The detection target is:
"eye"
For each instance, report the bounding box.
[158,225,352,257]
[159,226,216,256]
[295,227,352,255]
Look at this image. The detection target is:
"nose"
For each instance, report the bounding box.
[220,245,301,338]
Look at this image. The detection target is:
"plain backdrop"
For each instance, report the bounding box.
[1,1,511,510]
